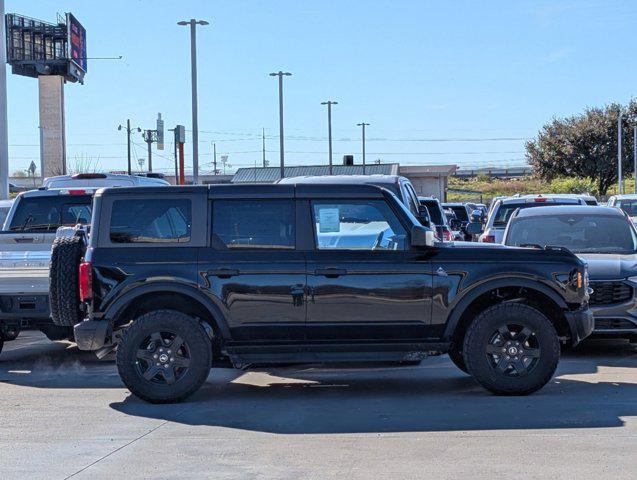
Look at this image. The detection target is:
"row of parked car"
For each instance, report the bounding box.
[0,172,633,404]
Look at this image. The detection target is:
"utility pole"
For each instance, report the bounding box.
[0,0,8,199]
[262,127,267,167]
[321,101,338,174]
[618,111,623,194]
[357,122,370,174]
[118,120,141,175]
[269,71,292,179]
[212,142,217,175]
[178,19,209,184]
[142,129,157,172]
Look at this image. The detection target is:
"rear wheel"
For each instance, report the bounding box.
[116,310,212,403]
[463,302,560,395]
[448,345,468,374]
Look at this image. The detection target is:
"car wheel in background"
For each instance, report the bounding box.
[463,302,560,395]
[116,310,212,404]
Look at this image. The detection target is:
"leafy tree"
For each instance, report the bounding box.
[526,101,637,195]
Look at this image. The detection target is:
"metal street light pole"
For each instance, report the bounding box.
[633,124,637,194]
[178,19,209,185]
[618,111,623,194]
[321,101,338,174]
[0,0,9,199]
[269,71,291,179]
[357,122,370,174]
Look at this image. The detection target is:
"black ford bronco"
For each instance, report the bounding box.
[55,183,593,403]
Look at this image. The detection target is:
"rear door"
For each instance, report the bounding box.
[304,197,433,342]
[198,189,306,342]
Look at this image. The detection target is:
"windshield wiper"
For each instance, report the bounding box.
[9,214,33,231]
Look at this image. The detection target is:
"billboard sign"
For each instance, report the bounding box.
[66,13,87,73]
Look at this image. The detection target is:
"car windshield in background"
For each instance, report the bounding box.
[0,207,10,226]
[450,206,468,222]
[493,201,578,227]
[616,199,637,217]
[8,195,93,231]
[506,214,637,254]
[420,200,444,224]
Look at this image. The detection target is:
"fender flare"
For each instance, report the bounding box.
[102,281,231,339]
[443,277,568,340]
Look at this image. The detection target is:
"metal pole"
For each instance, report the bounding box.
[190,20,199,184]
[322,101,338,174]
[213,142,217,175]
[147,134,152,172]
[357,122,369,174]
[127,119,132,175]
[262,127,266,167]
[278,74,284,179]
[0,0,9,199]
[173,128,178,184]
[618,112,623,194]
[634,125,637,194]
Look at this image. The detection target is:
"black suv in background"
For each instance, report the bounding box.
[418,196,454,241]
[56,184,593,403]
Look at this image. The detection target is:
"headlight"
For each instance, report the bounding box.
[627,276,637,285]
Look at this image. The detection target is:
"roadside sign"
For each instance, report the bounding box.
[156,113,164,150]
[175,125,186,144]
[28,161,37,175]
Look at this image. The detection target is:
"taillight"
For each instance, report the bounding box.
[443,230,452,241]
[481,235,496,243]
[79,261,93,301]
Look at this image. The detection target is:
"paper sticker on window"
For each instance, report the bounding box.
[318,207,340,233]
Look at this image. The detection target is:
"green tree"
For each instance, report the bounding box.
[526,101,637,195]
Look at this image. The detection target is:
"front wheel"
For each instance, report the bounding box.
[463,303,560,395]
[116,310,212,403]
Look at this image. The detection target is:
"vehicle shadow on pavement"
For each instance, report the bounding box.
[3,334,636,434]
[108,340,637,434]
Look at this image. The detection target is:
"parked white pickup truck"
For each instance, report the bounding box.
[0,173,169,353]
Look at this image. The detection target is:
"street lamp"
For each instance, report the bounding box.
[357,122,370,174]
[178,19,209,184]
[321,101,338,174]
[269,71,292,179]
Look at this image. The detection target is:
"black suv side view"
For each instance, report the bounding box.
[57,183,593,403]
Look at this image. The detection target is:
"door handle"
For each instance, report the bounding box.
[314,268,347,278]
[207,268,239,279]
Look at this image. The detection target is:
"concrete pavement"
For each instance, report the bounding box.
[1,330,636,479]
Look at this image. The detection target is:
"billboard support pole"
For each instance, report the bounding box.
[0,0,10,199]
[178,141,185,185]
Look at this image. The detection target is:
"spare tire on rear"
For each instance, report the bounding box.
[50,235,86,327]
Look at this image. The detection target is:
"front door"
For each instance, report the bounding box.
[198,198,306,342]
[305,199,433,342]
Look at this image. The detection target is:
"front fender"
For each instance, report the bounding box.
[442,277,568,340]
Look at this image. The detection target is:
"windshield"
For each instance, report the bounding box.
[8,195,93,232]
[493,201,580,227]
[506,214,637,254]
[420,200,445,225]
[0,206,10,227]
[615,199,637,217]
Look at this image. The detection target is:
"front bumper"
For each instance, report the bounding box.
[564,306,594,347]
[74,320,111,351]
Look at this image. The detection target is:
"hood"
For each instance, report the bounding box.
[577,253,637,280]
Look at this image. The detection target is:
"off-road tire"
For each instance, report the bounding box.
[50,236,85,326]
[117,310,212,404]
[463,302,560,395]
[448,345,468,374]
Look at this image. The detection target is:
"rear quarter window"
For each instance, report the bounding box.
[110,199,191,243]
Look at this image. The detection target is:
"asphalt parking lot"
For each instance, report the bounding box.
[1,331,636,480]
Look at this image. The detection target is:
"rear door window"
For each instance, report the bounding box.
[212,199,295,249]
[110,199,191,243]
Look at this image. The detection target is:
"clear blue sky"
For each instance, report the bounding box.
[5,0,637,176]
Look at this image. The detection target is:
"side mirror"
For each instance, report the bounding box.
[466,222,484,236]
[417,205,431,227]
[449,218,462,230]
[411,225,436,248]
